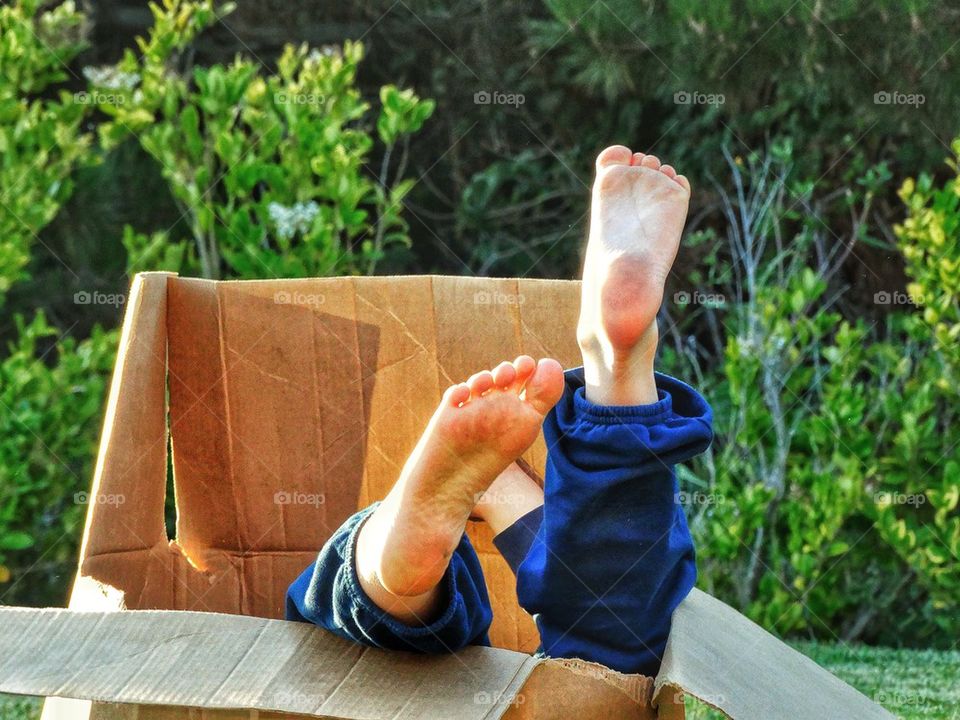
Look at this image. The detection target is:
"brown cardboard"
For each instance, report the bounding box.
[654,589,895,719]
[0,273,893,719]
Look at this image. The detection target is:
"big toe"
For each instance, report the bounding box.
[596,145,633,171]
[522,358,565,415]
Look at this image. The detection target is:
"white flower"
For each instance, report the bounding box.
[268,201,321,240]
[307,45,341,63]
[82,66,141,91]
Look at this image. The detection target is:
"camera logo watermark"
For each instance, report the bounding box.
[873,690,929,709]
[74,290,126,307]
[274,490,326,507]
[472,491,532,507]
[874,491,926,507]
[873,290,923,306]
[272,690,327,712]
[74,491,125,506]
[474,691,525,707]
[275,92,326,106]
[673,290,726,308]
[674,90,725,106]
[676,490,726,507]
[474,90,525,108]
[473,290,525,306]
[874,91,924,107]
[74,90,126,105]
[274,290,325,307]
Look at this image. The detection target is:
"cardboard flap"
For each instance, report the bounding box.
[653,589,894,719]
[79,271,173,560]
[0,607,538,719]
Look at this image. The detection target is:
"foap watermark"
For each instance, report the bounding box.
[274,290,325,307]
[874,491,926,507]
[874,90,925,107]
[272,690,328,712]
[668,690,727,707]
[73,90,126,106]
[274,490,326,507]
[275,91,326,106]
[873,690,929,709]
[473,690,525,707]
[74,491,125,506]
[676,490,726,507]
[473,290,525,306]
[673,90,725,106]
[673,290,726,308]
[474,90,525,108]
[74,290,125,307]
[472,490,531,507]
[873,290,924,306]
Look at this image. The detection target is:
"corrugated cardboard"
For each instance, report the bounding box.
[0,273,893,719]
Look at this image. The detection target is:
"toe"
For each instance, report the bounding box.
[492,361,517,388]
[445,383,470,407]
[511,355,537,388]
[631,152,646,166]
[596,145,633,170]
[675,174,691,192]
[640,154,661,171]
[467,370,495,397]
[522,358,565,415]
[660,164,677,179]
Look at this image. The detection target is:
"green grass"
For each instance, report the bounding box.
[0,695,39,720]
[685,641,960,719]
[2,642,958,719]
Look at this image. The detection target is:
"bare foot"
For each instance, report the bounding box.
[356,355,564,618]
[577,145,691,405]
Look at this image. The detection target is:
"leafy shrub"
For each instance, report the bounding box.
[670,145,959,647]
[0,1,114,603]
[341,0,960,285]
[0,0,90,305]
[0,0,436,605]
[0,315,115,602]
[90,0,434,279]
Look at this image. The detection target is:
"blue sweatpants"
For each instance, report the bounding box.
[286,367,713,675]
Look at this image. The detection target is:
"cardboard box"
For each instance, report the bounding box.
[0,273,893,719]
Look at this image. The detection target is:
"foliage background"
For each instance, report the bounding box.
[1,0,958,665]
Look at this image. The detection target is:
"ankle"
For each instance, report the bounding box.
[581,322,659,406]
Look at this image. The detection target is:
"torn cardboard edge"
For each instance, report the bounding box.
[0,605,643,720]
[0,272,894,720]
[0,590,894,720]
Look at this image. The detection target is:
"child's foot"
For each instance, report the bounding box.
[577,145,691,405]
[357,356,564,600]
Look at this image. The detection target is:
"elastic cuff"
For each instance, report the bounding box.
[572,385,673,424]
[342,503,465,638]
[565,367,706,425]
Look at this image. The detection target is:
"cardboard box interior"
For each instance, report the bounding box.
[0,273,893,720]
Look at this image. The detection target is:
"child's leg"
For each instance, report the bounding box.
[286,355,564,654]
[515,146,713,676]
[475,460,545,572]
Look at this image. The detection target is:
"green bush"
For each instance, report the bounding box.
[0,0,114,601]
[0,315,115,602]
[670,145,959,648]
[0,0,435,605]
[346,0,960,282]
[0,0,90,305]
[89,0,434,279]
